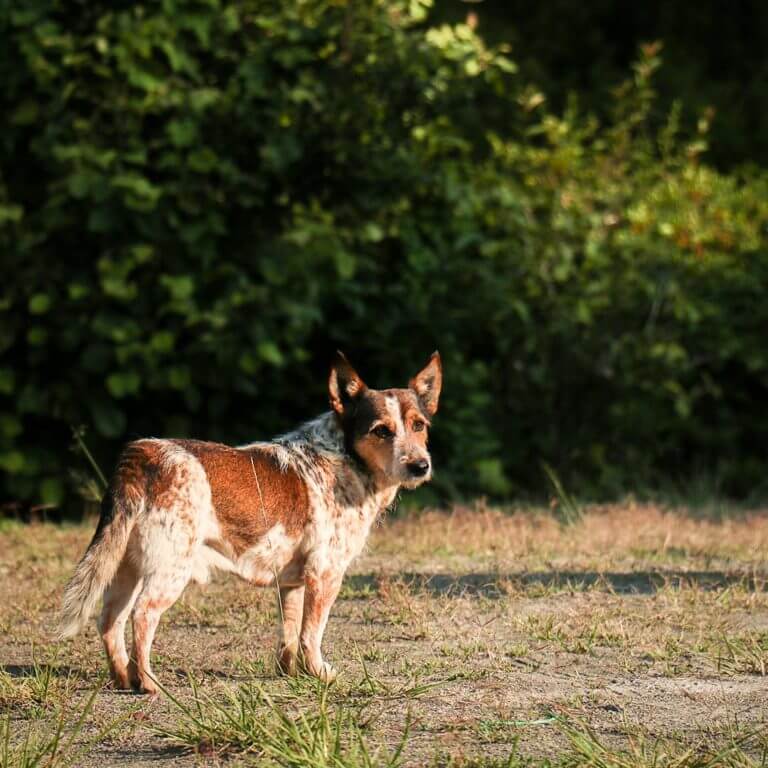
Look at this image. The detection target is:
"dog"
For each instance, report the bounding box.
[60,351,441,693]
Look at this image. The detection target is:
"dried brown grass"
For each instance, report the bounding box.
[375,503,768,565]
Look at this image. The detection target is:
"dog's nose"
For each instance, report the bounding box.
[407,459,430,477]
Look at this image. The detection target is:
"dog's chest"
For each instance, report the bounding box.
[317,488,397,566]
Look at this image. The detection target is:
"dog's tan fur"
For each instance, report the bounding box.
[60,352,442,693]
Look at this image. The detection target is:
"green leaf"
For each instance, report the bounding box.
[11,100,39,125]
[168,366,191,390]
[160,274,195,301]
[362,222,384,242]
[28,293,51,314]
[111,173,161,210]
[150,331,175,353]
[0,451,25,474]
[68,282,90,300]
[168,120,197,148]
[334,250,356,279]
[106,371,141,398]
[257,340,284,366]
[27,327,48,345]
[68,171,94,199]
[188,148,217,173]
[473,458,512,495]
[0,204,23,225]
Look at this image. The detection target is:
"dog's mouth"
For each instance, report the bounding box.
[401,468,432,489]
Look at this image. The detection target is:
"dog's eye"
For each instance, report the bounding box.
[412,421,426,432]
[371,425,393,439]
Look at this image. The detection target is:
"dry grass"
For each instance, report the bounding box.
[1,503,767,766]
[379,503,768,564]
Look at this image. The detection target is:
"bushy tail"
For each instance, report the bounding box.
[59,492,138,639]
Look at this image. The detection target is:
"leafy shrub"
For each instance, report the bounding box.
[0,2,766,507]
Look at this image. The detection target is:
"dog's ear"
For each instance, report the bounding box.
[409,351,442,416]
[329,351,367,415]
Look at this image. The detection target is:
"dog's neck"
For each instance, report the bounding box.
[274,412,399,511]
[277,411,346,454]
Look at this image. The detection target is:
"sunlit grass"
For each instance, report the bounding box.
[155,673,411,767]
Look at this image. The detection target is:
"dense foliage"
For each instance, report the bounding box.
[1,0,766,509]
[434,0,768,170]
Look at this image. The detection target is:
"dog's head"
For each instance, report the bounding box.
[329,352,442,489]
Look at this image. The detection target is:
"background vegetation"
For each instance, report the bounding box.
[1,0,766,511]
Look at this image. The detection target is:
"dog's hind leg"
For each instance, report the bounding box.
[125,442,210,694]
[98,557,142,689]
[128,566,191,695]
[276,585,304,676]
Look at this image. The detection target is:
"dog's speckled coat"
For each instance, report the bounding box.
[60,352,442,693]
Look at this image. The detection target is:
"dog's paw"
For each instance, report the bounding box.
[298,661,339,684]
[315,662,338,684]
[276,646,298,677]
[128,662,159,696]
[296,653,338,683]
[132,679,160,697]
[108,664,132,690]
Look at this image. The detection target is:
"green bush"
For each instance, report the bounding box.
[0,1,766,507]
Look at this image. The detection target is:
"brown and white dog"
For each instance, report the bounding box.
[60,352,441,693]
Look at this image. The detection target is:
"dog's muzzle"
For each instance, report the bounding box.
[406,459,430,478]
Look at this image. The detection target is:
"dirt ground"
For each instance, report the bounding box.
[2,503,767,766]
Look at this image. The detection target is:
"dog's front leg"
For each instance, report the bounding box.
[299,568,344,682]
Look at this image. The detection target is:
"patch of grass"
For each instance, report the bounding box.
[358,578,437,640]
[438,720,768,767]
[541,464,583,527]
[477,717,558,745]
[353,659,451,702]
[711,632,768,676]
[647,637,697,677]
[156,674,410,767]
[520,614,629,656]
[558,718,768,768]
[338,582,377,600]
[234,657,272,679]
[1,682,121,768]
[0,518,23,534]
[358,647,387,663]
[0,655,78,717]
[432,755,530,768]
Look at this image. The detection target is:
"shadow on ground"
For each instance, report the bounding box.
[1,663,89,679]
[345,570,767,597]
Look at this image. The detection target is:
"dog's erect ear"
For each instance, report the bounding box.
[329,351,367,415]
[409,351,442,416]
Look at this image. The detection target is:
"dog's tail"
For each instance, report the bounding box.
[59,451,145,638]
